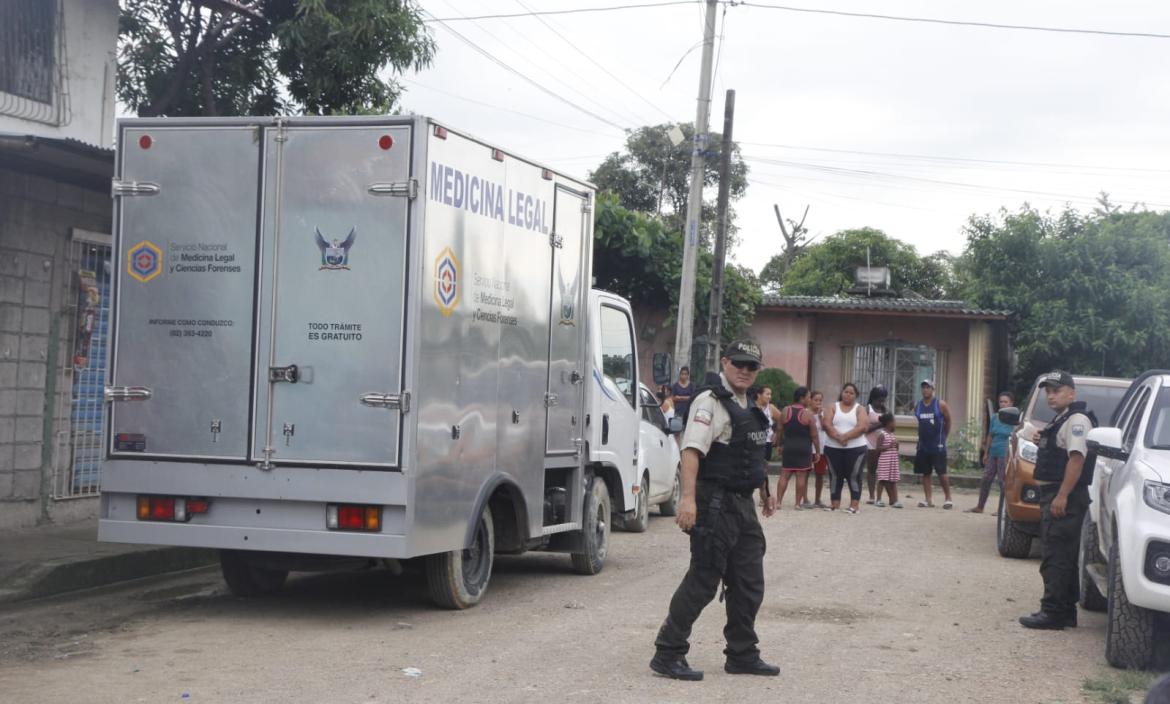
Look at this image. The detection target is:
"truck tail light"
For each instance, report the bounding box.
[433,125,448,140]
[136,496,210,522]
[326,504,382,532]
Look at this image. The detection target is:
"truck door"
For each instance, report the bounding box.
[108,125,261,460]
[546,186,589,456]
[252,123,412,468]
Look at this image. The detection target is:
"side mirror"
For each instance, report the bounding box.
[998,407,1021,426]
[668,416,684,435]
[1087,427,1127,461]
[652,352,672,386]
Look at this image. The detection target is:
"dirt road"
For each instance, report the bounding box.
[0,488,1126,703]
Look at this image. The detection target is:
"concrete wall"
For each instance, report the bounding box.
[0,167,110,528]
[0,0,119,147]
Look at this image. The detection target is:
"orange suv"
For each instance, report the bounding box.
[996,374,1130,558]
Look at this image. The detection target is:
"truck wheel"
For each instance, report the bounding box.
[619,475,650,533]
[570,477,611,575]
[1105,541,1156,669]
[425,505,494,610]
[1079,514,1107,612]
[996,492,1032,558]
[219,550,288,597]
[659,466,682,517]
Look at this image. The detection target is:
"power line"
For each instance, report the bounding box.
[423,1,699,22]
[421,10,631,131]
[736,2,1170,40]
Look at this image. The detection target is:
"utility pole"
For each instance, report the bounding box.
[706,89,735,372]
[672,0,718,379]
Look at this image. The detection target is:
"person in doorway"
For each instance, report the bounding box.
[774,386,821,510]
[1019,371,1096,630]
[671,367,695,427]
[822,383,869,514]
[967,391,1015,514]
[864,385,889,504]
[874,413,903,508]
[651,341,780,681]
[914,380,953,509]
[809,390,829,509]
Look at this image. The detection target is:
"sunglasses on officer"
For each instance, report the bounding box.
[730,360,760,372]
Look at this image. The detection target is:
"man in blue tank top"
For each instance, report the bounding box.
[913,379,953,509]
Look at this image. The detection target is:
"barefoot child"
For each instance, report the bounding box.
[874,413,903,508]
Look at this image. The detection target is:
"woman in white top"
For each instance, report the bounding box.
[821,382,869,513]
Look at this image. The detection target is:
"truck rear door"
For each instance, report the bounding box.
[545,186,590,456]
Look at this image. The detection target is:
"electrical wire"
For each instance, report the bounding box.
[424,1,700,22]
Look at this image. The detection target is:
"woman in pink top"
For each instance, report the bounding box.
[864,385,889,504]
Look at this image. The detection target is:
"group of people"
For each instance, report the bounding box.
[650,338,1026,682]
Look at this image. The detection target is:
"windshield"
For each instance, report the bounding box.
[1029,383,1128,425]
[1146,387,1170,449]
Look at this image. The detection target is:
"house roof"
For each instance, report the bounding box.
[760,294,1010,319]
[0,133,114,191]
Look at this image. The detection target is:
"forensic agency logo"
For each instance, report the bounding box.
[314,227,356,270]
[558,296,575,326]
[126,240,162,282]
[433,247,460,317]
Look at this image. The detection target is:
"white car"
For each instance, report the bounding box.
[616,384,683,532]
[1081,370,1170,669]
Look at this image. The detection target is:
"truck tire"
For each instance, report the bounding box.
[425,505,494,610]
[219,550,288,597]
[996,492,1032,558]
[1105,541,1156,669]
[570,477,611,575]
[659,466,682,517]
[1079,514,1107,612]
[619,475,650,533]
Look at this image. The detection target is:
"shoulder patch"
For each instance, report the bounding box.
[693,409,714,426]
[1071,424,1086,437]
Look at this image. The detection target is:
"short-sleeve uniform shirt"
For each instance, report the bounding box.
[680,373,745,456]
[1056,411,1091,456]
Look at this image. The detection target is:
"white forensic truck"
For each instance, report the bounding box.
[99,116,657,608]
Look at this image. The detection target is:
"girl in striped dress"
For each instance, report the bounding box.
[874,412,903,508]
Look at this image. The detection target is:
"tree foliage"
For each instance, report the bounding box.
[590,123,748,242]
[954,201,1170,389]
[775,227,951,298]
[118,0,435,117]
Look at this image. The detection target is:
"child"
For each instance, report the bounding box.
[874,412,903,508]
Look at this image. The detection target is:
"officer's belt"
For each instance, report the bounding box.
[697,479,756,498]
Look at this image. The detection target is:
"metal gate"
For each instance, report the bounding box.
[53,234,111,498]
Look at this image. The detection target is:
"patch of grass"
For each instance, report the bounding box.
[1082,670,1158,704]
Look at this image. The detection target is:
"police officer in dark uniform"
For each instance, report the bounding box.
[1019,370,1097,630]
[650,341,780,681]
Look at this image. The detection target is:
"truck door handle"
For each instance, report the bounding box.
[602,414,610,445]
[104,386,153,402]
[359,391,411,412]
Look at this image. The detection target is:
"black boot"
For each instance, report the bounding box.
[725,658,781,676]
[650,655,704,681]
[1019,611,1076,630]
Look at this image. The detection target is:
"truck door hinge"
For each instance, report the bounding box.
[581,201,593,215]
[273,117,289,143]
[111,180,160,198]
[544,392,559,408]
[268,364,299,383]
[368,179,418,199]
[360,390,411,413]
[549,232,563,249]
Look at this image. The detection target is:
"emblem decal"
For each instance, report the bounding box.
[315,227,356,270]
[126,240,162,282]
[1071,424,1086,437]
[558,297,575,326]
[693,409,713,426]
[434,247,460,317]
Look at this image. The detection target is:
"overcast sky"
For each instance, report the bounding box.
[402,0,1170,274]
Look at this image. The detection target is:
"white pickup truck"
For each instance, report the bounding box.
[1080,370,1170,669]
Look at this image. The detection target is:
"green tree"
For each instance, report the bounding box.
[776,227,950,298]
[590,123,749,242]
[954,203,1170,390]
[118,0,435,117]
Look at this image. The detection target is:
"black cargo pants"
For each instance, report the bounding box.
[654,483,766,663]
[1038,485,1090,617]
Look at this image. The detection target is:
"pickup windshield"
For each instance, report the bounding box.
[1146,387,1170,449]
[1029,384,1128,425]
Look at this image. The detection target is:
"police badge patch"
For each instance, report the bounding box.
[693,409,713,426]
[1071,424,1086,437]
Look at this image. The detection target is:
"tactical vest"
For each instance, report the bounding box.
[1034,401,1098,485]
[698,385,769,493]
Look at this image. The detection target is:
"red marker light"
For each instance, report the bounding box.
[378,135,393,150]
[492,148,504,162]
[433,126,448,140]
[138,135,153,150]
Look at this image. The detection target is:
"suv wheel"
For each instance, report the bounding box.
[1105,541,1156,669]
[1078,514,1107,612]
[996,491,1032,558]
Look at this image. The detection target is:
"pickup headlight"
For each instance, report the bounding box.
[1019,440,1039,464]
[1144,481,1170,515]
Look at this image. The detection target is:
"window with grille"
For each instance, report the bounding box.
[852,342,936,414]
[0,0,56,104]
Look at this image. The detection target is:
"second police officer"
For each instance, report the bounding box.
[650,340,780,681]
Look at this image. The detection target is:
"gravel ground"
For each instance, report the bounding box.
[0,487,1142,703]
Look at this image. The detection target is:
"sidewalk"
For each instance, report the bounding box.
[0,518,216,606]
